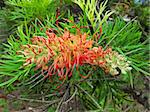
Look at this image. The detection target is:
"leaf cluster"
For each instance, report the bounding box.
[100,18,149,75]
[73,0,114,32]
[5,0,58,23]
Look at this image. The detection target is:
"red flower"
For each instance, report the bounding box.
[18,29,112,81]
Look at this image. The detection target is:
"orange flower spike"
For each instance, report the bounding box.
[19,28,116,86]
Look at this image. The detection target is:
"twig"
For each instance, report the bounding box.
[55,83,70,112]
[123,105,131,112]
[7,94,60,104]
[44,91,64,98]
[25,74,42,85]
[18,97,60,104]
[64,87,78,104]
[86,109,103,112]
[25,70,42,84]
[29,74,48,89]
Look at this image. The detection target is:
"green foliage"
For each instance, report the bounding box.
[0,0,72,46]
[0,16,58,88]
[0,0,149,111]
[5,0,58,23]
[74,66,131,111]
[0,17,135,111]
[73,0,114,32]
[99,18,149,75]
[0,25,34,87]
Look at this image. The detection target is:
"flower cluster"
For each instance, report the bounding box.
[18,29,132,80]
[105,51,132,75]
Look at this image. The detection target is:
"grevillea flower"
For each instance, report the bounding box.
[104,51,132,76]
[18,29,132,81]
